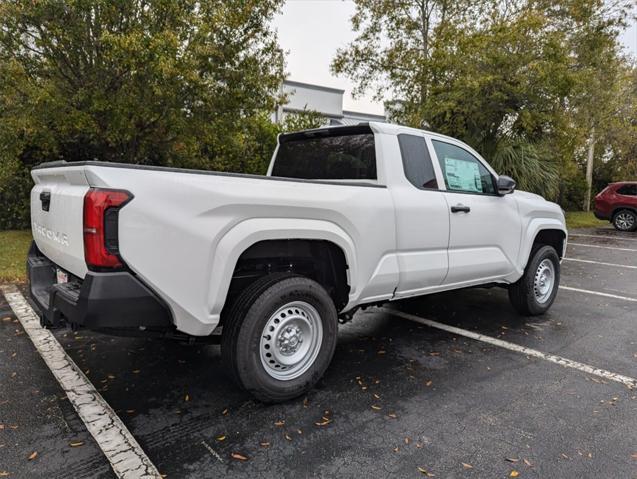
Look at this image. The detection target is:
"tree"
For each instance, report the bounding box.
[0,0,287,228]
[0,0,285,170]
[552,1,633,209]
[332,0,635,202]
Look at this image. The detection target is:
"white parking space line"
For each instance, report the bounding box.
[0,286,161,479]
[563,257,637,270]
[568,242,637,253]
[380,307,637,390]
[559,285,637,302]
[569,233,637,242]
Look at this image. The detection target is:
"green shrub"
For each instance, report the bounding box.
[558,171,588,211]
[0,164,32,230]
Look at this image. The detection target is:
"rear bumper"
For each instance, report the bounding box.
[27,242,173,333]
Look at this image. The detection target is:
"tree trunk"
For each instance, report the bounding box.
[584,127,595,212]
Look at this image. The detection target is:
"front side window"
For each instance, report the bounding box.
[431,140,496,194]
[398,134,439,189]
[272,132,376,180]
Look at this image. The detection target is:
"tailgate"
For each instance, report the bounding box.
[31,166,90,278]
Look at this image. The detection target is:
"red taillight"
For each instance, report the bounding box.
[83,188,131,269]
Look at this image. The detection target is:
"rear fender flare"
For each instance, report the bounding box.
[207,218,357,317]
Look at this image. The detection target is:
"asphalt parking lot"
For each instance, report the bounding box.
[1,226,636,478]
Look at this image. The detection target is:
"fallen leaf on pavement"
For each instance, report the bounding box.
[371,405,381,410]
[231,452,248,461]
[184,394,190,402]
[462,463,473,469]
[69,441,84,447]
[505,458,519,463]
[28,452,37,460]
[417,466,434,476]
[523,459,532,466]
[216,435,226,441]
[510,471,519,477]
[260,442,270,448]
[274,420,285,427]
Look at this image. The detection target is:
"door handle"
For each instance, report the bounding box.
[450,204,470,213]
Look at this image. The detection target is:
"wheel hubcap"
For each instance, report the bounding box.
[534,258,555,304]
[278,325,303,355]
[260,301,323,381]
[615,213,634,230]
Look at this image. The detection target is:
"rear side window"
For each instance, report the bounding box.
[432,140,496,195]
[272,133,377,180]
[617,184,637,196]
[398,134,439,189]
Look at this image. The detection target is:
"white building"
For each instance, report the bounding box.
[273,80,387,126]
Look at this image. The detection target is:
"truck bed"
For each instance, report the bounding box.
[30,160,397,336]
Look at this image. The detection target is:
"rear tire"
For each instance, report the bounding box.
[508,245,560,316]
[612,209,637,232]
[221,273,338,403]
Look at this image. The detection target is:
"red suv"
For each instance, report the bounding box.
[594,182,637,231]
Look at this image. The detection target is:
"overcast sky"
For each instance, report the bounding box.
[273,0,637,116]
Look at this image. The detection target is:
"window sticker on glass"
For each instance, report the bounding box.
[444,157,482,192]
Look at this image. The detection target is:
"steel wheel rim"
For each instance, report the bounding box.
[260,301,323,381]
[615,213,635,230]
[534,258,555,304]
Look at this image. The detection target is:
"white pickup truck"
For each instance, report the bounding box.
[28,122,566,402]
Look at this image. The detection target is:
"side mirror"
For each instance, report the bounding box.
[497,175,516,195]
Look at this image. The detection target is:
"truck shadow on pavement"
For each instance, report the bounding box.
[51,286,560,477]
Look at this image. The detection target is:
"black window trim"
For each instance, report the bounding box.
[397,133,442,192]
[429,138,499,197]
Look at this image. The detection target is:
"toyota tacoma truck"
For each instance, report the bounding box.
[27,122,567,402]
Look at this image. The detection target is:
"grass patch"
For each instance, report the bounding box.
[565,211,607,230]
[0,230,32,283]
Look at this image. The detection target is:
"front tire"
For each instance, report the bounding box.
[221,273,338,403]
[508,245,560,316]
[612,209,637,232]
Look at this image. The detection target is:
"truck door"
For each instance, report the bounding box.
[429,138,522,286]
[390,133,450,296]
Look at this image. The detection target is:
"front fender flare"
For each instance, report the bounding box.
[517,218,568,272]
